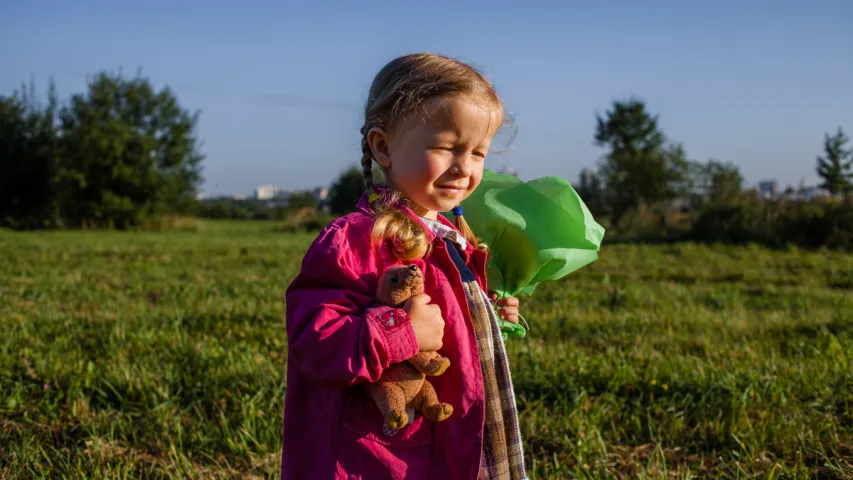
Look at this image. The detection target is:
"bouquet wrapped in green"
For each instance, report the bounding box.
[445,169,606,340]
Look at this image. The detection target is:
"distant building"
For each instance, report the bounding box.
[801,186,829,201]
[313,187,329,202]
[757,180,779,198]
[255,185,277,200]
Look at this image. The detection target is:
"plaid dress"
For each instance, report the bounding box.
[439,235,528,480]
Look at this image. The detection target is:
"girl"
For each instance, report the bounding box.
[282,53,527,480]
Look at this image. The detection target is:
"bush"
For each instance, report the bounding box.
[196,199,285,221]
[779,198,853,250]
[688,196,853,251]
[275,208,334,233]
[327,166,366,215]
[688,202,774,246]
[137,216,200,232]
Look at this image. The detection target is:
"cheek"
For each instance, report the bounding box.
[422,152,450,181]
[389,291,406,306]
[468,169,483,191]
[391,150,439,185]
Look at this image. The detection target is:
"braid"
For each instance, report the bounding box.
[360,125,430,260]
[360,127,374,191]
[455,213,488,252]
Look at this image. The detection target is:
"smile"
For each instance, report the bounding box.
[436,185,467,191]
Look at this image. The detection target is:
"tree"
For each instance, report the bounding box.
[288,191,318,210]
[594,98,690,225]
[573,168,608,217]
[57,70,204,228]
[0,79,63,229]
[694,160,744,204]
[1,71,205,230]
[816,127,853,196]
[328,166,367,215]
[661,141,694,198]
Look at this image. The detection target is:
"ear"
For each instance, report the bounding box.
[367,127,392,168]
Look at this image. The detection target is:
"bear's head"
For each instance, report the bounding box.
[376,264,424,307]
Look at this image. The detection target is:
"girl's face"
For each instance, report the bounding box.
[369,97,502,220]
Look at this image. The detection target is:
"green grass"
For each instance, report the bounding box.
[1,221,851,479]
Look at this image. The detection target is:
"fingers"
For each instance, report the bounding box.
[497,306,518,316]
[497,306,519,323]
[495,297,519,308]
[488,292,518,307]
[488,295,521,323]
[410,293,432,305]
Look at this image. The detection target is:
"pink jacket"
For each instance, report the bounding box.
[281,190,490,479]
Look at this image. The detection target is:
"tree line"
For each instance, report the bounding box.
[573,98,852,249]
[582,98,852,224]
[2,71,851,249]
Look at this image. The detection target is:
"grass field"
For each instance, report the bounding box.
[2,220,852,479]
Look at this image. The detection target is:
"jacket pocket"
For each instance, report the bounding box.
[340,384,433,447]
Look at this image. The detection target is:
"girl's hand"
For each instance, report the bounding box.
[488,292,520,324]
[404,293,446,352]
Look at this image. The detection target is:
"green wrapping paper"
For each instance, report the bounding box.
[444,169,606,339]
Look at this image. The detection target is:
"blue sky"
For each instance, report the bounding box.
[2,0,851,196]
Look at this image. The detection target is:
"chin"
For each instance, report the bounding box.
[427,205,451,215]
[433,190,465,203]
[430,198,457,212]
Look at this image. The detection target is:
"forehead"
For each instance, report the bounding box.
[399,96,503,140]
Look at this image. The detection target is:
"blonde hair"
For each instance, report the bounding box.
[360,53,505,260]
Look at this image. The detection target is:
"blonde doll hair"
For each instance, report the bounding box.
[360,53,506,260]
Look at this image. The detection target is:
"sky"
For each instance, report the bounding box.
[2,0,851,197]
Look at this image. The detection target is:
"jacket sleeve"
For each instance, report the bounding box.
[285,224,420,389]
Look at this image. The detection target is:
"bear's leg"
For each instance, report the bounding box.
[411,380,453,423]
[407,351,451,376]
[370,382,409,430]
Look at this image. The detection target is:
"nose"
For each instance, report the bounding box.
[409,265,419,272]
[451,155,474,177]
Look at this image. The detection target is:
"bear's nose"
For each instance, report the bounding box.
[409,265,419,272]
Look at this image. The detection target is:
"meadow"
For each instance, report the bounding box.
[1,220,852,479]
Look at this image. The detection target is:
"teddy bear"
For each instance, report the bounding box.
[370,264,454,435]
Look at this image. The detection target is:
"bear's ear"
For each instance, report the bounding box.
[375,270,390,305]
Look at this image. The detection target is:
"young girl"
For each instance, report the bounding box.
[282,53,527,480]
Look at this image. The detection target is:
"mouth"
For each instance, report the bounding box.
[403,274,421,288]
[436,184,467,192]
